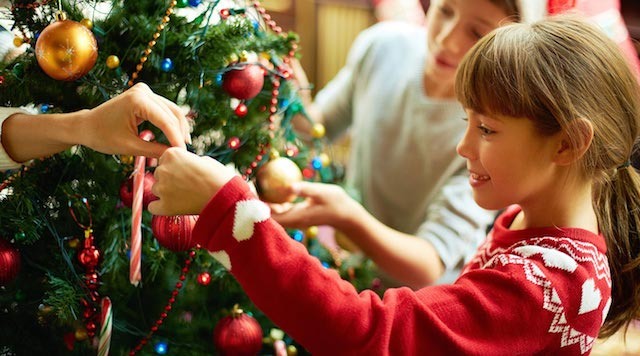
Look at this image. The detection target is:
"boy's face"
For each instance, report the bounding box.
[424,0,513,86]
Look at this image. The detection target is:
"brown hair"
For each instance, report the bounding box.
[489,0,521,22]
[455,16,640,337]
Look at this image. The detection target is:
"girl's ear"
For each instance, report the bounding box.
[553,118,594,166]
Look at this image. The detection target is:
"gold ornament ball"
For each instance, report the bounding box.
[311,123,326,139]
[35,20,98,81]
[80,18,93,30]
[13,36,24,47]
[305,226,319,239]
[106,55,121,69]
[256,157,303,204]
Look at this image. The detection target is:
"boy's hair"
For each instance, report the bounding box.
[455,16,640,337]
[490,0,520,21]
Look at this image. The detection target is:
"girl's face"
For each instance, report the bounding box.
[456,110,564,212]
[425,0,512,86]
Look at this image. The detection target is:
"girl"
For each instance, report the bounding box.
[149,16,640,354]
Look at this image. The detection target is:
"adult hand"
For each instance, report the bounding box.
[148,147,237,216]
[79,83,191,158]
[271,181,361,231]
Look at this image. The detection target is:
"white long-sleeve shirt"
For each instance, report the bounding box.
[0,107,25,171]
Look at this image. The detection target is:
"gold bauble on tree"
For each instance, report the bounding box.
[35,14,98,81]
[256,157,303,204]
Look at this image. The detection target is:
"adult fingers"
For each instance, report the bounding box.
[157,95,192,145]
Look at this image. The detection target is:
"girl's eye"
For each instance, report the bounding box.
[477,124,495,135]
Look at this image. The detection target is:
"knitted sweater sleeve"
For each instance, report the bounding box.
[192,177,605,355]
[0,107,26,171]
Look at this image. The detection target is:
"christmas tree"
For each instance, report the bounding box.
[0,0,362,354]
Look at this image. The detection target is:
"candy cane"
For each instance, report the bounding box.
[98,297,112,356]
[130,130,154,286]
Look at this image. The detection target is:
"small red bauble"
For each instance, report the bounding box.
[222,64,264,100]
[235,103,248,117]
[119,172,158,209]
[197,272,211,286]
[0,239,21,284]
[151,215,199,252]
[78,246,100,268]
[213,305,263,356]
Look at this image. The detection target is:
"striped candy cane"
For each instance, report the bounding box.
[98,297,112,356]
[130,130,154,286]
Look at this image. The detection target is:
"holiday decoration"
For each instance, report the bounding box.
[222,64,264,100]
[0,0,340,353]
[98,297,112,356]
[119,172,158,209]
[151,215,199,252]
[105,55,120,69]
[256,157,303,203]
[35,14,98,81]
[130,130,154,286]
[213,305,263,356]
[0,239,21,284]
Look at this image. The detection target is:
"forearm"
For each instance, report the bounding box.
[1,110,89,162]
[338,205,445,289]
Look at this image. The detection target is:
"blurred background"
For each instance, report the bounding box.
[263,0,639,96]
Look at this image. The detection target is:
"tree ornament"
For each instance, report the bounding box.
[227,137,241,150]
[234,103,248,117]
[106,55,120,69]
[13,37,24,47]
[35,13,98,81]
[151,215,199,252]
[311,123,326,139]
[256,157,302,203]
[80,18,93,30]
[77,238,100,268]
[197,272,211,286]
[0,239,21,284]
[160,58,174,72]
[119,172,158,209]
[213,305,263,356]
[222,64,264,100]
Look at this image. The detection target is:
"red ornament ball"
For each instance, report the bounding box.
[197,272,212,286]
[222,64,264,100]
[235,103,248,117]
[119,172,158,209]
[213,305,263,356]
[0,239,21,284]
[151,215,199,252]
[77,245,100,268]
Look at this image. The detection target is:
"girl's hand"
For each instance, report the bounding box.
[270,181,361,231]
[80,83,191,158]
[148,147,237,216]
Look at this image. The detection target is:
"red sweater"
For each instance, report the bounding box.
[192,177,611,355]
